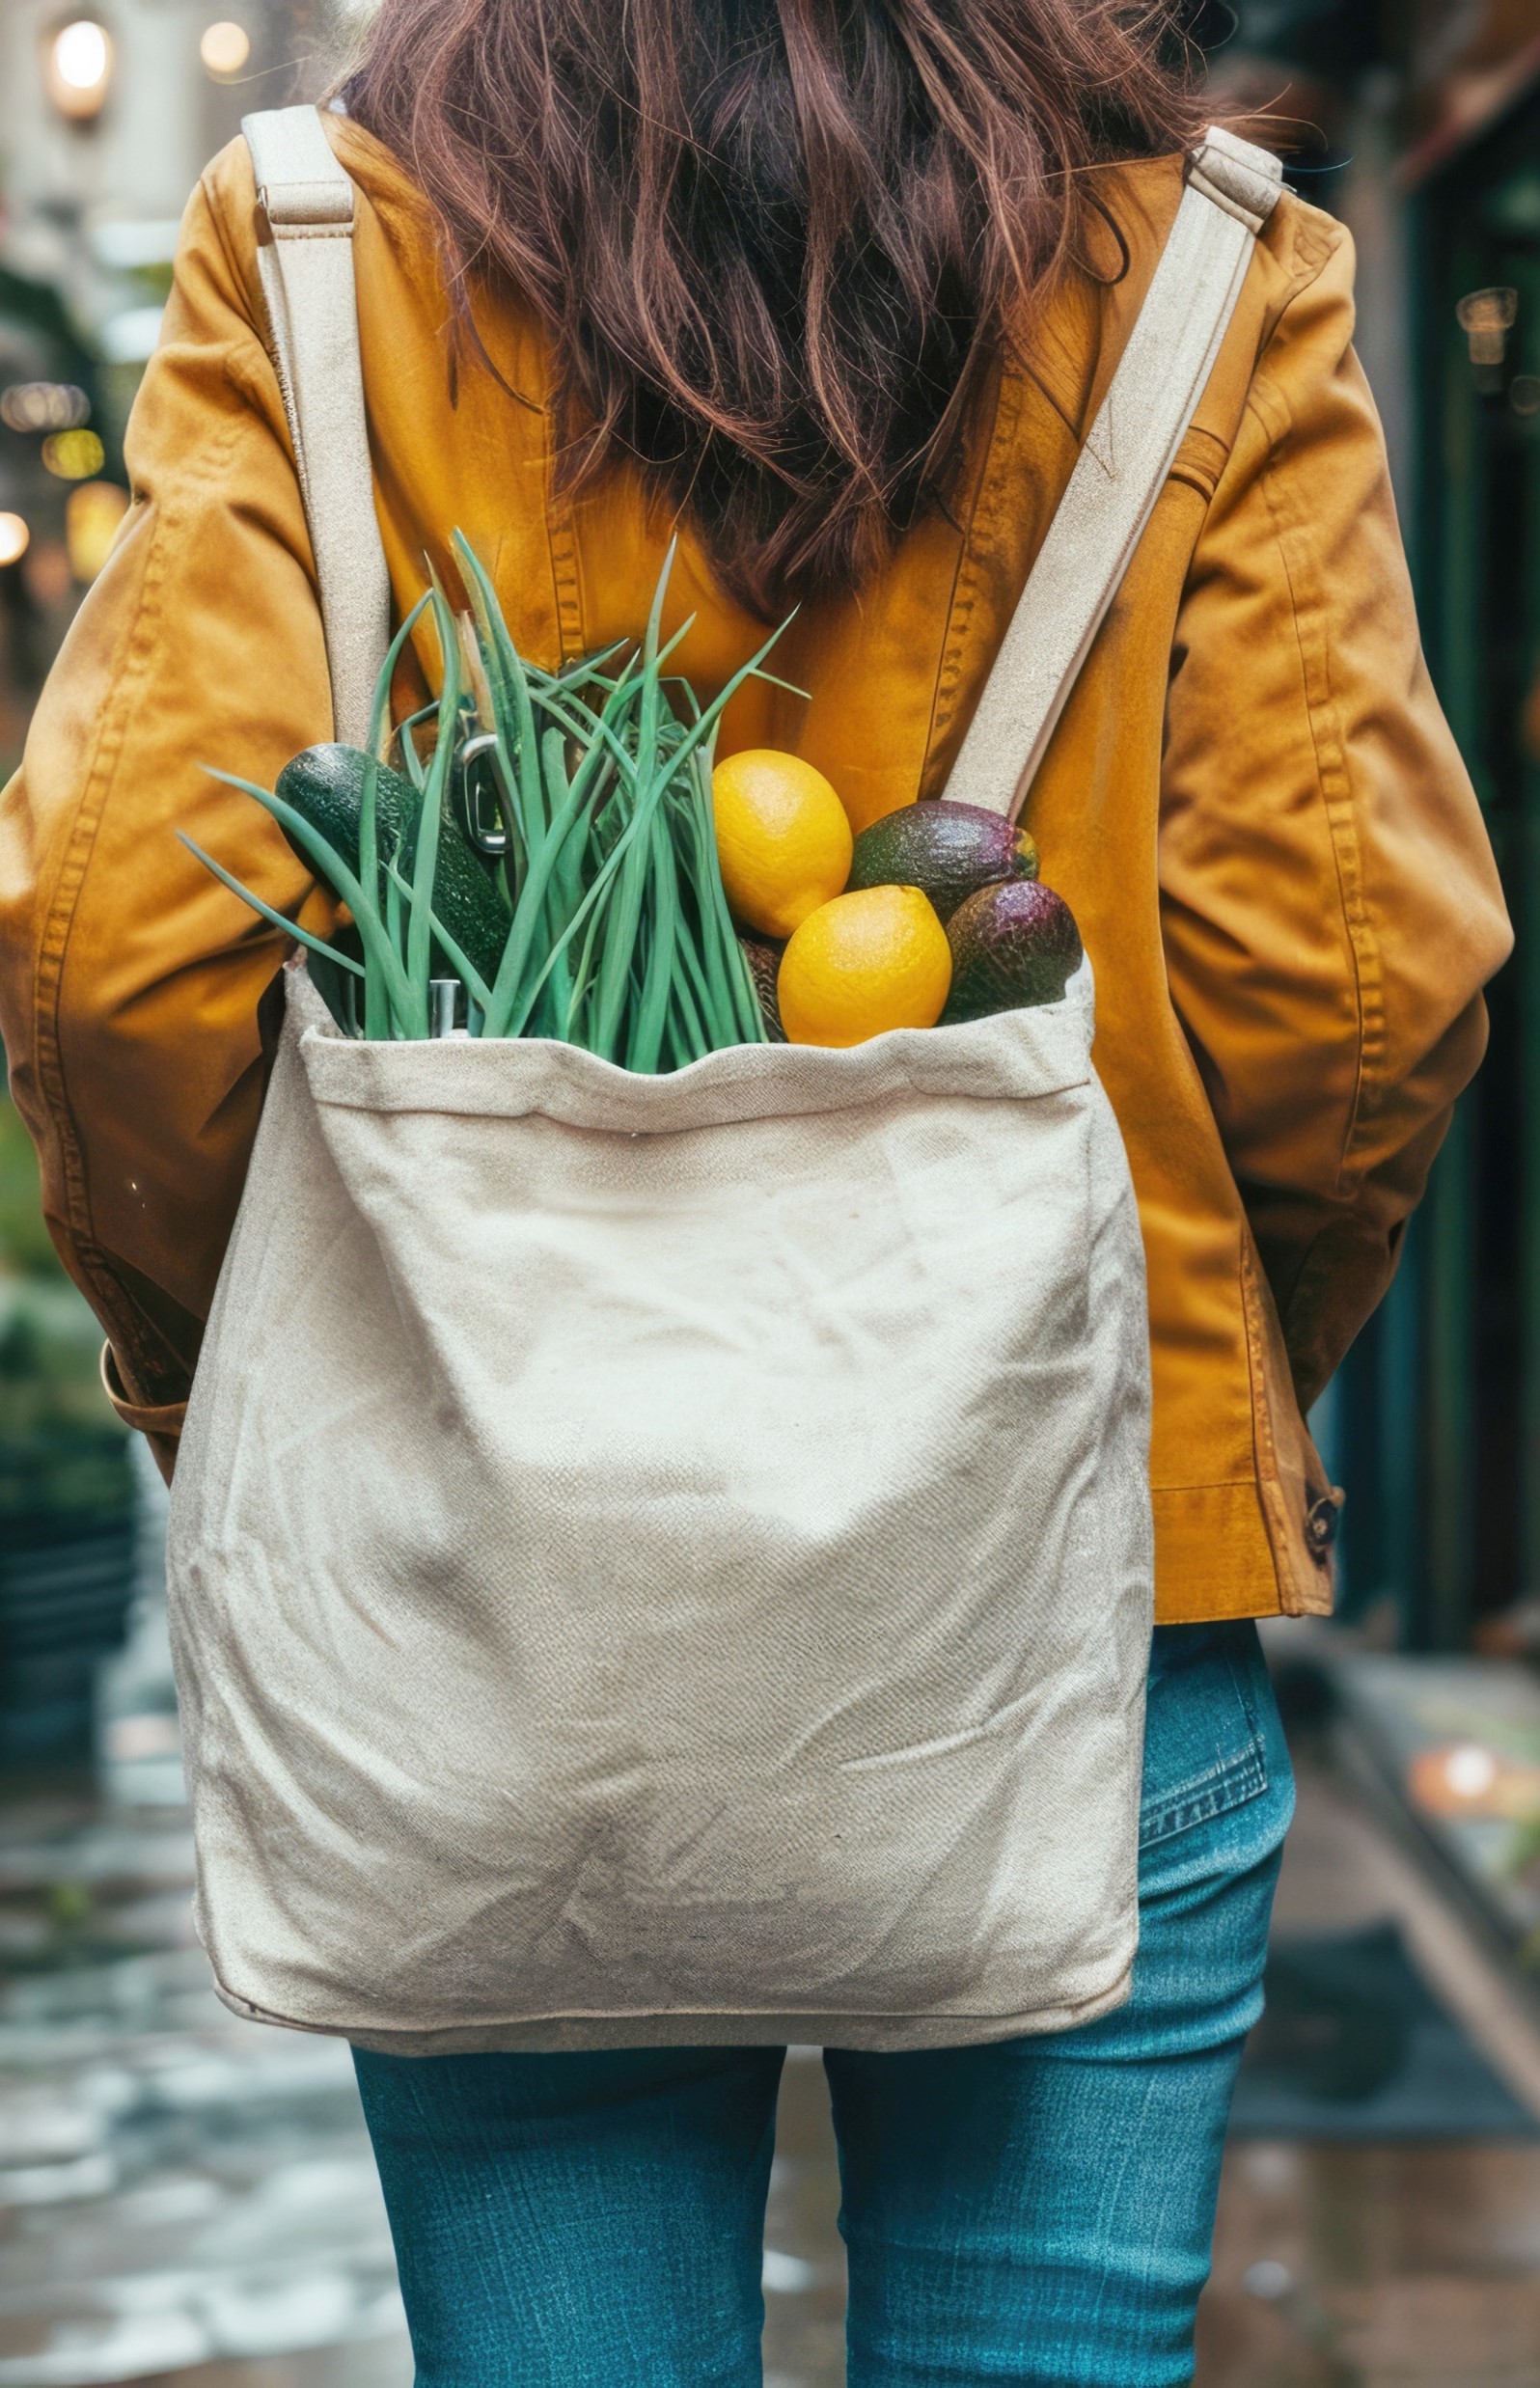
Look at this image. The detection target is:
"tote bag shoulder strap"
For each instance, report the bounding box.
[946,125,1283,823]
[242,104,391,749]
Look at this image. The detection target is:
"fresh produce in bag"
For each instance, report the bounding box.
[188,539,1082,1059]
[846,799,1039,921]
[776,887,954,1048]
[942,880,1085,1024]
[710,750,852,938]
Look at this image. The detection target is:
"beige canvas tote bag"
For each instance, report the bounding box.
[166,110,1281,2055]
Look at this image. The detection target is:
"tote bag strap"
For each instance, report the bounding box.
[946,125,1283,823]
[242,104,391,749]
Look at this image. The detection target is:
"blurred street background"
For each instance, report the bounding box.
[7,1,1540,2381]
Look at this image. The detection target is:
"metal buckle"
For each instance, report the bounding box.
[454,731,509,857]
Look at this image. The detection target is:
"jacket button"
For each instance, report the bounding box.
[1306,1490,1343,1563]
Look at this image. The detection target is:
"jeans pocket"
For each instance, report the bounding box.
[1138,1622,1274,1852]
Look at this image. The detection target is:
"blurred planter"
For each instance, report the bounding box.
[0,1491,135,1767]
[1,1093,137,1769]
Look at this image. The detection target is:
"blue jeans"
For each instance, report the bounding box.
[354,1621,1293,2386]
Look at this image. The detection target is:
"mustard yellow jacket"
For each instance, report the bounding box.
[0,121,1513,1622]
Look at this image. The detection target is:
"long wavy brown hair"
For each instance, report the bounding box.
[346,1,1208,616]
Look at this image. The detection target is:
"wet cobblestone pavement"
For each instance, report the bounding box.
[0,1801,412,2383]
[0,1783,843,2386]
[0,1468,409,2387]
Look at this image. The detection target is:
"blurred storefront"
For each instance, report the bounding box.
[1196,0,1540,2045]
[0,2,341,780]
[1205,3,1540,1656]
[0,7,357,1777]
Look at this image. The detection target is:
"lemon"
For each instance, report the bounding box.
[777,886,952,1048]
[711,749,854,940]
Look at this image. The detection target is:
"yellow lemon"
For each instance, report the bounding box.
[711,749,854,940]
[777,886,952,1048]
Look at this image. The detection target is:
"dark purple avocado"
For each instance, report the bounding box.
[846,800,1039,923]
[941,879,1083,1023]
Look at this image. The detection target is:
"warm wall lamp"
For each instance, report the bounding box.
[200,20,252,79]
[43,18,114,123]
[1456,286,1519,391]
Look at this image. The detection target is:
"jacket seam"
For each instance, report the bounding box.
[1271,205,1340,312]
[1150,1475,1281,1495]
[455,183,571,664]
[204,161,264,347]
[1247,374,1384,1201]
[31,425,240,1396]
[1243,201,1339,361]
[527,372,579,662]
[928,355,1031,765]
[32,520,168,1278]
[1236,1225,1310,1613]
[545,477,584,664]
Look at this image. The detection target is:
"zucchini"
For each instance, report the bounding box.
[275,743,511,986]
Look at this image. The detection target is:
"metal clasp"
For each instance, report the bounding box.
[454,730,509,857]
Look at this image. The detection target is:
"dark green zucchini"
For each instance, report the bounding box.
[275,743,511,985]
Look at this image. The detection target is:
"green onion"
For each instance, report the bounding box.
[190,540,790,1061]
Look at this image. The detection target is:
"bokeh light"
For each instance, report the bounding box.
[0,383,91,435]
[65,481,130,583]
[0,514,32,569]
[41,428,106,480]
[1456,285,1519,365]
[45,20,113,119]
[24,540,75,609]
[1443,1743,1499,1799]
[199,21,251,79]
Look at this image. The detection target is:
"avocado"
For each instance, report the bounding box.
[941,879,1083,1023]
[276,743,511,985]
[847,800,1038,922]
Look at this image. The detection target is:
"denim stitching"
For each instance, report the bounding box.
[1224,1637,1264,1743]
[1140,1746,1270,1851]
[1140,1630,1271,1850]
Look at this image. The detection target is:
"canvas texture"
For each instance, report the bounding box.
[165,960,1154,2053]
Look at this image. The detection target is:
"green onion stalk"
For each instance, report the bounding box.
[183,539,792,1068]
